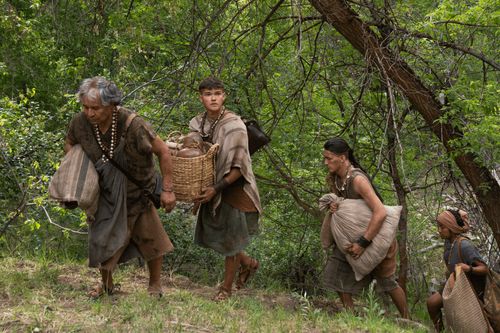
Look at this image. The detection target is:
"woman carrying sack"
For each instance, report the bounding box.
[321,137,409,318]
[427,209,490,332]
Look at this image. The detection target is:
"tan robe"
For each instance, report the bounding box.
[189,111,262,215]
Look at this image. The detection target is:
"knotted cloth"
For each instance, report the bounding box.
[436,210,470,234]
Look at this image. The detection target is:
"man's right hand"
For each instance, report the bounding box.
[194,187,217,204]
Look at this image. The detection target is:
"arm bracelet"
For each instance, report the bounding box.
[356,236,372,248]
[213,178,230,193]
[162,186,174,192]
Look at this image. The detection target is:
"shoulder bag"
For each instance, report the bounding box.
[443,237,495,332]
[242,118,270,155]
[442,264,493,333]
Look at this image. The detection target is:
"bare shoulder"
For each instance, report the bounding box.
[351,173,371,189]
[351,174,379,203]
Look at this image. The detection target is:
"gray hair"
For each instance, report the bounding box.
[77,76,122,106]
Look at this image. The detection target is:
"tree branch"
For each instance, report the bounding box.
[41,206,88,235]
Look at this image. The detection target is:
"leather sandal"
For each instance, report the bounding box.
[236,258,259,290]
[88,283,120,299]
[148,285,163,299]
[213,286,231,301]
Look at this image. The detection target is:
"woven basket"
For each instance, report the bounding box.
[171,143,219,202]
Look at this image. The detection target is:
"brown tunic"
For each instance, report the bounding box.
[67,107,157,209]
[66,107,173,269]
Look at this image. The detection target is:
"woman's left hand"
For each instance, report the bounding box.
[345,242,365,259]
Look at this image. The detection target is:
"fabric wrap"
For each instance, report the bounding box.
[88,156,129,267]
[48,144,99,217]
[319,193,401,281]
[442,266,492,333]
[437,210,470,234]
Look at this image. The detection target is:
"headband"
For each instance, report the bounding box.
[436,209,470,234]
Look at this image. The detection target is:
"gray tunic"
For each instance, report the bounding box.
[444,238,486,298]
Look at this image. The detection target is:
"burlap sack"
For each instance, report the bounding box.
[48,144,99,215]
[319,193,401,281]
[442,266,491,333]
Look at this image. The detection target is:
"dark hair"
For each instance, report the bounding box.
[198,77,225,92]
[324,137,383,202]
[323,138,362,170]
[447,209,465,227]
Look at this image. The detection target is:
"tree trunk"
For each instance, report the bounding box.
[309,0,500,246]
[387,122,409,291]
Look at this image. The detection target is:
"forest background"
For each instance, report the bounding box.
[0,0,498,331]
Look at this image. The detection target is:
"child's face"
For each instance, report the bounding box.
[199,88,226,114]
[437,222,452,239]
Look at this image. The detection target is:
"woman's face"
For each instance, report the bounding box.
[81,89,114,126]
[323,150,345,174]
[437,221,452,239]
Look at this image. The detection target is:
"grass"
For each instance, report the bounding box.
[0,257,430,332]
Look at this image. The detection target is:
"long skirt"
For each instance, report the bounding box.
[97,203,174,271]
[323,241,398,295]
[195,201,259,256]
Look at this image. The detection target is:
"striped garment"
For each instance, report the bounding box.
[49,144,99,217]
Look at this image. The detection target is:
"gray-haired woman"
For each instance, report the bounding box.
[65,76,176,298]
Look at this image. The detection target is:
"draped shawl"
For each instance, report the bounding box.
[189,111,262,215]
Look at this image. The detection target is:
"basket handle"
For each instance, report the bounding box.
[207,143,219,155]
[165,141,181,150]
[166,131,184,143]
[208,144,219,184]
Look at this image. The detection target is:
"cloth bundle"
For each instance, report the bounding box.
[49,144,99,216]
[319,193,401,281]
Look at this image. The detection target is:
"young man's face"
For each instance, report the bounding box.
[199,88,225,114]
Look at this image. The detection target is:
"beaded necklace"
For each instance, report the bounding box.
[200,106,225,141]
[93,108,118,163]
[335,165,352,192]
